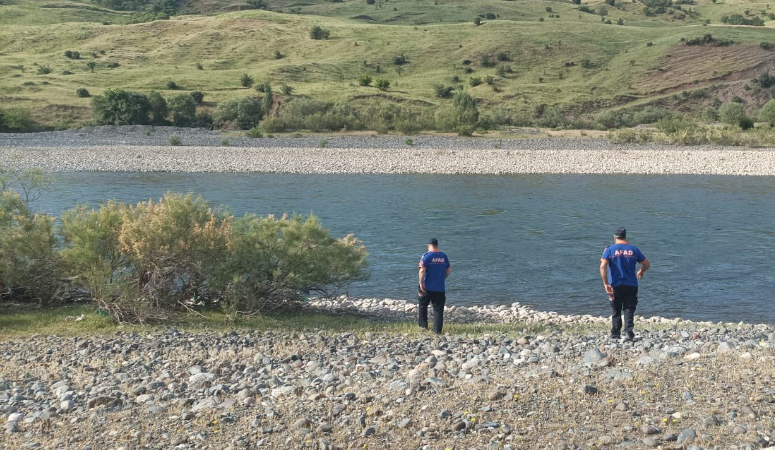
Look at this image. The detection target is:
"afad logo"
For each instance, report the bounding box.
[613,250,634,257]
[431,258,446,263]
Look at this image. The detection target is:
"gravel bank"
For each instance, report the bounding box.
[2,318,774,449]
[2,126,775,175]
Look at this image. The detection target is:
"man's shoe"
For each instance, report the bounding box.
[623,332,635,342]
[610,335,621,340]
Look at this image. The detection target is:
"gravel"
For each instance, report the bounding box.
[1,318,773,449]
[2,126,775,175]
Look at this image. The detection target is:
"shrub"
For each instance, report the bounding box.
[701,107,719,122]
[76,88,91,98]
[168,93,197,127]
[168,135,182,145]
[281,84,293,95]
[633,107,673,125]
[761,42,774,50]
[393,54,407,66]
[86,61,96,72]
[166,81,180,90]
[190,91,205,105]
[758,100,775,125]
[214,97,262,130]
[319,139,327,148]
[434,84,454,98]
[405,138,413,146]
[756,71,775,88]
[246,126,263,138]
[274,50,283,59]
[263,83,273,115]
[310,25,330,40]
[37,65,52,75]
[0,168,61,305]
[535,105,566,129]
[196,62,204,70]
[215,214,367,316]
[434,91,479,131]
[367,0,375,4]
[497,52,510,61]
[484,75,494,85]
[655,115,695,134]
[718,102,747,125]
[0,108,33,132]
[375,78,390,90]
[739,117,754,130]
[247,0,267,8]
[91,89,151,125]
[64,50,81,60]
[194,111,213,129]
[262,98,361,132]
[358,74,373,86]
[474,17,481,25]
[148,90,168,124]
[594,110,633,129]
[221,139,229,146]
[469,77,482,87]
[240,73,254,88]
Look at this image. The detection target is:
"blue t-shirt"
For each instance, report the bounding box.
[419,251,451,292]
[601,243,645,287]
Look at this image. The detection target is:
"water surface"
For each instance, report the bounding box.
[34,173,775,323]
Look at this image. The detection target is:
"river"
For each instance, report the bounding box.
[33,173,775,323]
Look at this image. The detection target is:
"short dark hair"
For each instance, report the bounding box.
[614,227,626,239]
[428,238,439,247]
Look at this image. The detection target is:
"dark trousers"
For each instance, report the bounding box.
[610,284,638,337]
[418,290,446,334]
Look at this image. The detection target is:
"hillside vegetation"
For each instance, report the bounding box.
[3,0,775,135]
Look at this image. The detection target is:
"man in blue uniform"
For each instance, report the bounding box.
[418,238,451,334]
[600,227,650,341]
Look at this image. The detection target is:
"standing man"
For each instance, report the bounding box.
[418,238,451,334]
[600,227,650,341]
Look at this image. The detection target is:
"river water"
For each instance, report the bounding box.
[34,173,775,323]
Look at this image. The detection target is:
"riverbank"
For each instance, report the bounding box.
[2,126,775,175]
[1,302,774,450]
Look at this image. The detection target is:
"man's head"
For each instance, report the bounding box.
[613,227,627,241]
[427,238,439,251]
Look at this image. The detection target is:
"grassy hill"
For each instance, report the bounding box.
[2,0,775,131]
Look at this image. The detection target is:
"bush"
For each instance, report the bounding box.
[91,89,151,125]
[393,54,407,66]
[214,97,262,130]
[739,117,755,130]
[484,75,494,85]
[761,42,774,51]
[240,73,254,88]
[434,84,454,98]
[148,90,168,124]
[758,100,775,125]
[246,126,263,138]
[434,91,479,131]
[166,81,179,90]
[86,61,96,72]
[168,93,197,127]
[0,108,33,132]
[701,107,719,123]
[76,88,91,98]
[474,17,481,25]
[274,50,283,59]
[195,111,213,129]
[632,107,672,125]
[594,109,633,129]
[655,116,695,134]
[37,65,52,75]
[168,135,181,145]
[262,98,361,132]
[358,74,373,86]
[64,50,81,60]
[247,0,267,8]
[310,25,330,40]
[719,102,747,125]
[535,105,566,129]
[281,84,293,95]
[469,77,482,87]
[0,168,61,305]
[263,83,273,115]
[375,78,390,91]
[190,91,205,105]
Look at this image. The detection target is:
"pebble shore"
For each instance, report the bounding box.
[2,126,775,175]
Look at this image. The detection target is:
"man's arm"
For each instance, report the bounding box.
[600,258,614,294]
[419,267,427,291]
[445,267,451,279]
[637,258,650,279]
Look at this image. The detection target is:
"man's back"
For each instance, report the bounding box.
[419,251,450,292]
[601,243,645,287]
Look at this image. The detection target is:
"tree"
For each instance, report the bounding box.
[90,89,151,125]
[759,100,775,125]
[190,91,205,105]
[358,74,373,86]
[76,88,91,98]
[375,79,390,91]
[240,73,254,88]
[310,26,330,40]
[86,61,96,72]
[718,102,747,125]
[148,90,168,124]
[214,97,263,130]
[168,93,197,127]
[263,83,273,116]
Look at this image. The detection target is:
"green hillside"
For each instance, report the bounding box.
[2,0,775,131]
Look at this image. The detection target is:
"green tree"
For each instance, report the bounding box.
[358,74,373,86]
[263,83,273,116]
[240,73,254,88]
[90,89,151,125]
[148,90,168,124]
[310,25,330,40]
[718,102,747,125]
[86,61,96,72]
[168,93,197,127]
[214,97,263,130]
[758,100,775,125]
[375,79,390,91]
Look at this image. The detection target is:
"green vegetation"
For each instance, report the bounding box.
[2,179,368,324]
[3,0,775,137]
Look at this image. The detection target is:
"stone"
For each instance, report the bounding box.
[86,397,121,409]
[293,418,311,430]
[583,385,598,395]
[452,421,467,432]
[60,400,74,412]
[717,341,735,353]
[640,425,660,435]
[677,428,696,444]
[582,349,606,366]
[7,413,23,423]
[615,402,628,411]
[643,437,658,447]
[397,418,411,429]
[733,425,747,434]
[487,389,505,401]
[362,426,376,437]
[316,423,333,433]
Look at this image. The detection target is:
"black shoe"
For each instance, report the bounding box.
[623,332,635,342]
[610,335,621,340]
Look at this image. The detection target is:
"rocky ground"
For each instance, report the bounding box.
[1,126,775,175]
[2,298,774,450]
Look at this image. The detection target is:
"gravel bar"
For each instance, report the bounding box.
[1,126,775,175]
